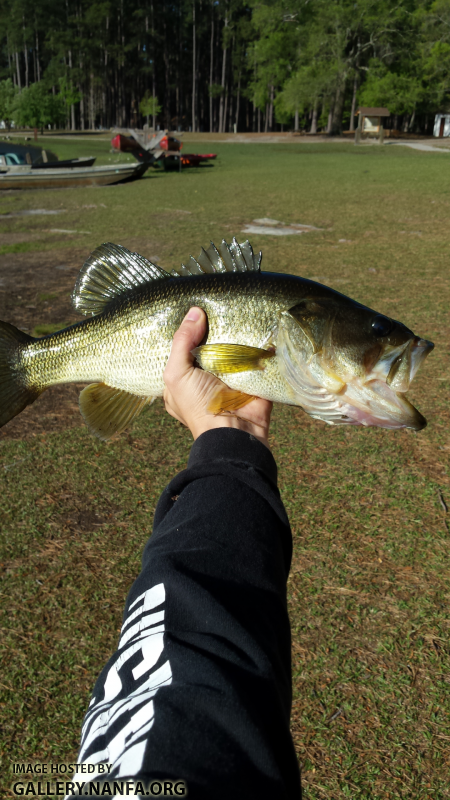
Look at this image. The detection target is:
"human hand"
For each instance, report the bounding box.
[163,307,273,448]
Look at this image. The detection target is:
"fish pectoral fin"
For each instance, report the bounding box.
[192,344,275,374]
[79,383,153,441]
[207,386,256,415]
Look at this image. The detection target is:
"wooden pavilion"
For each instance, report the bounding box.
[355,107,390,144]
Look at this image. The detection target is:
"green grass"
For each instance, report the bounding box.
[1,137,449,799]
[32,322,71,337]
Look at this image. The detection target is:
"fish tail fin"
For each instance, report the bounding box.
[0,321,42,429]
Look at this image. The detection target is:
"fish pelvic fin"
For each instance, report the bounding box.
[73,243,170,316]
[0,321,43,429]
[207,386,256,415]
[79,383,154,440]
[172,238,262,277]
[193,343,275,373]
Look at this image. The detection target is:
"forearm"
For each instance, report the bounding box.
[76,429,301,799]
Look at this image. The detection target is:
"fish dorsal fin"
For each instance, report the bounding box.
[170,238,262,277]
[79,383,153,440]
[73,243,170,316]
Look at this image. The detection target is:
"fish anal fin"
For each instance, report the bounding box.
[79,383,153,440]
[207,386,256,415]
[192,343,275,374]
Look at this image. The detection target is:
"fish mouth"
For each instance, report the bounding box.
[277,315,434,430]
[384,337,434,392]
[341,337,434,430]
[340,380,427,430]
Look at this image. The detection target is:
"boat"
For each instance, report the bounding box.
[181,153,217,167]
[32,156,97,169]
[0,143,92,168]
[111,128,217,169]
[0,160,148,189]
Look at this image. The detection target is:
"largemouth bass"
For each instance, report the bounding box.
[0,238,433,439]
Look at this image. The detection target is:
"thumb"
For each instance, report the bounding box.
[164,307,207,383]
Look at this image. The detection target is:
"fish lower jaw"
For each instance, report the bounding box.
[338,380,427,430]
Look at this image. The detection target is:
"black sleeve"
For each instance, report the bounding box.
[75,428,301,799]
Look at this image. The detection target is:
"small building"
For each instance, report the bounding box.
[355,107,390,144]
[433,113,450,137]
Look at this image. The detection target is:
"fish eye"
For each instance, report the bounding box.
[371,315,394,337]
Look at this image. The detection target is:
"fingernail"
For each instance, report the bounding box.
[185,307,201,322]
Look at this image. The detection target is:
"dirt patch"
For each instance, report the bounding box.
[0,247,91,440]
[0,383,87,441]
[0,246,86,326]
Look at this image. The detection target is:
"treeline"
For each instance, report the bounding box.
[1,0,450,134]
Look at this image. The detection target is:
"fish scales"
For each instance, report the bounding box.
[0,238,434,439]
[20,272,303,401]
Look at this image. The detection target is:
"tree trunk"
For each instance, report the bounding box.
[219,14,228,133]
[192,1,196,132]
[235,70,241,132]
[16,52,21,90]
[223,85,229,133]
[326,106,333,134]
[209,8,214,132]
[294,107,299,131]
[23,18,29,89]
[163,13,170,129]
[68,48,75,130]
[104,16,109,129]
[89,73,94,129]
[349,72,358,132]
[151,1,156,130]
[310,100,318,134]
[79,50,85,130]
[264,102,269,132]
[330,77,346,135]
[269,84,274,131]
[36,33,41,82]
[23,35,29,88]
[178,7,182,128]
[6,35,12,75]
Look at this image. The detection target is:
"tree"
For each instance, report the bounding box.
[12,81,66,130]
[359,64,423,116]
[0,0,448,135]
[0,78,17,129]
[139,93,162,128]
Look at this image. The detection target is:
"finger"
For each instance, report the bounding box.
[164,307,207,385]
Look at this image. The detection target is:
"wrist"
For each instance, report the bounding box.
[192,415,270,449]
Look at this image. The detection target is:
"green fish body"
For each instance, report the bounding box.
[0,238,434,439]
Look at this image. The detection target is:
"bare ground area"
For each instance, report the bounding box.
[0,247,88,440]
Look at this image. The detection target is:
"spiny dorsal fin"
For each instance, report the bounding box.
[170,238,262,277]
[79,383,154,440]
[73,243,170,316]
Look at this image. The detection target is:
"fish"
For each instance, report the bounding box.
[0,238,434,440]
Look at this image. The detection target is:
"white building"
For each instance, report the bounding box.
[433,113,450,137]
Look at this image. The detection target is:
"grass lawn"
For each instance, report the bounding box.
[0,137,449,799]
